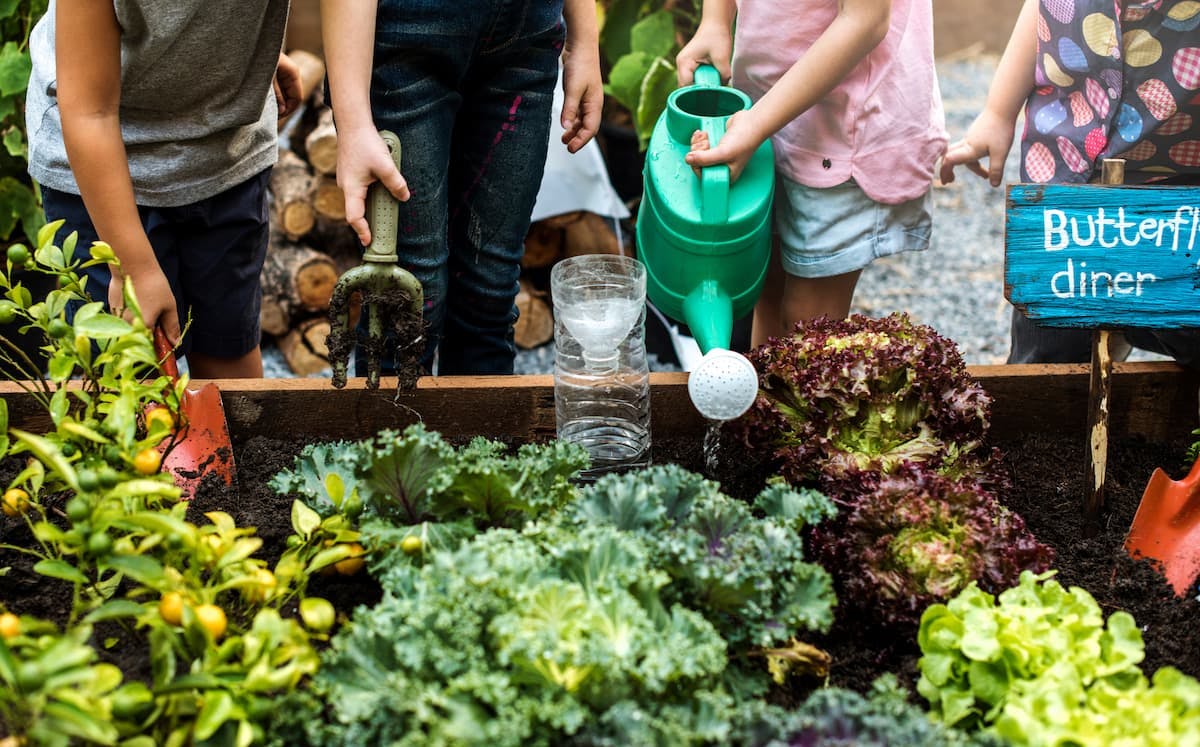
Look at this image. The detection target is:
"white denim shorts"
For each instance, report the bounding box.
[774,176,933,278]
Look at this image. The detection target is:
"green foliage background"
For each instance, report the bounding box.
[598,0,697,150]
[0,0,46,247]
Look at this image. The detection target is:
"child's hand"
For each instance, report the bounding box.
[274,53,304,120]
[675,21,733,86]
[111,265,179,343]
[683,109,761,182]
[560,43,603,153]
[940,109,1016,187]
[335,126,411,247]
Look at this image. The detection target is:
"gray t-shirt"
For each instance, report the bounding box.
[26,0,289,207]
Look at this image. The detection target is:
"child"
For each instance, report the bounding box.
[25,0,302,379]
[940,0,1200,367]
[321,0,602,375]
[677,0,946,346]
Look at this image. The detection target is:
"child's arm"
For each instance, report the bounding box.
[321,0,410,247]
[56,0,180,340]
[560,0,603,154]
[675,0,737,85]
[939,0,1038,186]
[684,0,891,181]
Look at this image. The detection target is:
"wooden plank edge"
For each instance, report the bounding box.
[2,362,1196,445]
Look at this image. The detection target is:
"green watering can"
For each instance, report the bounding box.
[637,64,774,420]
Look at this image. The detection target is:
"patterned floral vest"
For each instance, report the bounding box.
[1021,0,1200,184]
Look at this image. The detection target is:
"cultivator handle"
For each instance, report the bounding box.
[328,131,425,390]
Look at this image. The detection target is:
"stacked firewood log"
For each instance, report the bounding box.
[265,50,625,375]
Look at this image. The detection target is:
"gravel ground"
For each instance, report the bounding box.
[263,54,1164,378]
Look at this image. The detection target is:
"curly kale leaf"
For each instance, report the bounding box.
[272,424,589,534]
[439,437,589,526]
[307,525,733,746]
[727,675,1005,746]
[569,465,837,652]
[268,437,370,517]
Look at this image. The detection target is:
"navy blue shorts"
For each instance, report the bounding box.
[42,169,271,359]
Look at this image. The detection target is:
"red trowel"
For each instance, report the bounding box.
[153,327,236,500]
[1125,452,1200,596]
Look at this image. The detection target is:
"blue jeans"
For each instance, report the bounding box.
[357,0,564,375]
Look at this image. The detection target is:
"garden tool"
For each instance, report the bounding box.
[1125,452,1200,596]
[637,64,773,422]
[327,130,424,389]
[153,326,236,501]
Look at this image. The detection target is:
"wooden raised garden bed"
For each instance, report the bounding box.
[2,359,1199,739]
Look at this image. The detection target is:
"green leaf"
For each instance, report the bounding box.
[630,11,677,61]
[34,558,89,585]
[291,499,321,538]
[37,218,64,252]
[636,57,678,149]
[83,599,144,624]
[74,314,134,339]
[12,427,78,489]
[604,51,653,116]
[3,125,25,158]
[599,0,640,64]
[104,554,166,587]
[119,510,195,541]
[39,700,121,745]
[0,633,18,683]
[325,471,345,505]
[0,42,31,97]
[194,689,236,741]
[307,544,353,574]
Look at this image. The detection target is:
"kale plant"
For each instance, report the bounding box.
[567,465,838,658]
[727,675,1005,747]
[285,525,737,747]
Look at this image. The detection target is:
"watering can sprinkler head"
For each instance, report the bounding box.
[678,281,761,421]
[688,348,759,421]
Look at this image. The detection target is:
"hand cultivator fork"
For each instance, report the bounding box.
[327,130,425,389]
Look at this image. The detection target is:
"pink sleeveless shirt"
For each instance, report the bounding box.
[732,0,946,204]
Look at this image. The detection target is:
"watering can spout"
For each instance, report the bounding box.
[682,280,733,355]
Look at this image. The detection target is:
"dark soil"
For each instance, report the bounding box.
[3,420,1198,703]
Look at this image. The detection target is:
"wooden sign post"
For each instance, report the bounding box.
[1005,160,1200,531]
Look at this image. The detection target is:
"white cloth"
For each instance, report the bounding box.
[531,67,630,223]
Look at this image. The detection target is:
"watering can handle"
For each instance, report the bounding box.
[363,130,402,263]
[693,64,722,88]
[700,118,730,225]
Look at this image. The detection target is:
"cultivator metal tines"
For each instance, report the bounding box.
[327,130,425,390]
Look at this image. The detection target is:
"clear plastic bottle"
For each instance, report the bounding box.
[551,255,651,479]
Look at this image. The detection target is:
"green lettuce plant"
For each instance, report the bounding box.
[917,570,1200,746]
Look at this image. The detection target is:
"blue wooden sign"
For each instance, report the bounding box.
[1005,183,1200,329]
